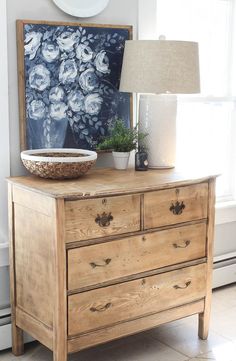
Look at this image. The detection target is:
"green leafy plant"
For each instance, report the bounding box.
[97,119,148,152]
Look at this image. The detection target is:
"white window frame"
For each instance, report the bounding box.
[138,0,236,224]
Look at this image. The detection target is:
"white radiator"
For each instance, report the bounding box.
[0,306,33,351]
[213,253,236,288]
[0,307,11,350]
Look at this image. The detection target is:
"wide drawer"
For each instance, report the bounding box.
[144,183,208,229]
[65,195,141,242]
[67,222,207,291]
[68,263,206,336]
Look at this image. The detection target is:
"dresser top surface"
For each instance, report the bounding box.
[8,168,217,199]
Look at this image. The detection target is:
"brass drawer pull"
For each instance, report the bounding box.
[95,212,113,227]
[90,258,111,268]
[90,302,112,313]
[173,281,191,290]
[173,240,191,249]
[170,201,185,215]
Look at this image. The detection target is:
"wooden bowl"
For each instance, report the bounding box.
[21,148,97,179]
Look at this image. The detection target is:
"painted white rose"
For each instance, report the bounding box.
[24,32,42,60]
[84,93,103,115]
[79,68,99,93]
[29,100,46,120]
[94,50,110,74]
[49,86,65,103]
[42,42,60,63]
[68,90,84,112]
[29,64,50,91]
[57,31,76,52]
[49,102,68,120]
[59,59,77,84]
[76,44,93,63]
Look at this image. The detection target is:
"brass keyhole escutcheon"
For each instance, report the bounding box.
[170,201,186,215]
[95,212,113,227]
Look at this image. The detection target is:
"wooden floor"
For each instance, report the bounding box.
[1,284,236,361]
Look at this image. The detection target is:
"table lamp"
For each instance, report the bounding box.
[119,39,200,168]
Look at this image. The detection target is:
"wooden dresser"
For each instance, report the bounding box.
[8,168,216,361]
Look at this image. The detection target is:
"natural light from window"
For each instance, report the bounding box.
[156,0,236,200]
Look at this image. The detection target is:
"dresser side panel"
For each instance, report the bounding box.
[13,189,54,328]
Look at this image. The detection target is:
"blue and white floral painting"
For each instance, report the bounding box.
[21,22,132,150]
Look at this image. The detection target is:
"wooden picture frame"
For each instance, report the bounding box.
[16,20,133,150]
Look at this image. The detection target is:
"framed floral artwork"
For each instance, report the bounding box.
[16,20,132,150]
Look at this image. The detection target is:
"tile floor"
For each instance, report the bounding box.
[1,284,236,361]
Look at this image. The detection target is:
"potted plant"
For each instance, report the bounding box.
[97,119,147,170]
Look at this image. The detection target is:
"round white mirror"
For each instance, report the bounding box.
[53,0,110,18]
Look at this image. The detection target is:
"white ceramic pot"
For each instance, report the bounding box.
[112,151,130,170]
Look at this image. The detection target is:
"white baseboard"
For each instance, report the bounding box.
[213,262,236,288]
[0,324,34,351]
[0,323,12,351]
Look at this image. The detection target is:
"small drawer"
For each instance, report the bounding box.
[67,222,207,291]
[144,183,208,229]
[68,263,206,336]
[65,195,141,243]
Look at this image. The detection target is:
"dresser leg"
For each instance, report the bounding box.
[53,198,67,361]
[12,324,24,356]
[198,311,210,340]
[53,347,67,361]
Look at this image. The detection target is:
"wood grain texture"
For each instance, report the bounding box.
[68,263,206,336]
[8,170,217,359]
[14,203,54,327]
[198,179,216,339]
[7,168,217,199]
[12,186,54,216]
[67,222,207,290]
[16,307,53,350]
[65,219,207,249]
[52,198,67,361]
[68,258,207,295]
[68,300,204,353]
[144,183,208,229]
[8,185,24,356]
[65,195,140,242]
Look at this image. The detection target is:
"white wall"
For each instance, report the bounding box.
[0,0,10,244]
[6,0,138,175]
[0,1,10,341]
[138,0,157,39]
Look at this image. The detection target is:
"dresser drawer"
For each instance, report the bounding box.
[67,222,207,291]
[65,195,141,242]
[68,263,206,335]
[144,183,208,229]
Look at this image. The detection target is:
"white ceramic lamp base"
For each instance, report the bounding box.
[139,94,177,169]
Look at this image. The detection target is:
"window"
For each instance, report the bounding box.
[156,0,236,200]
